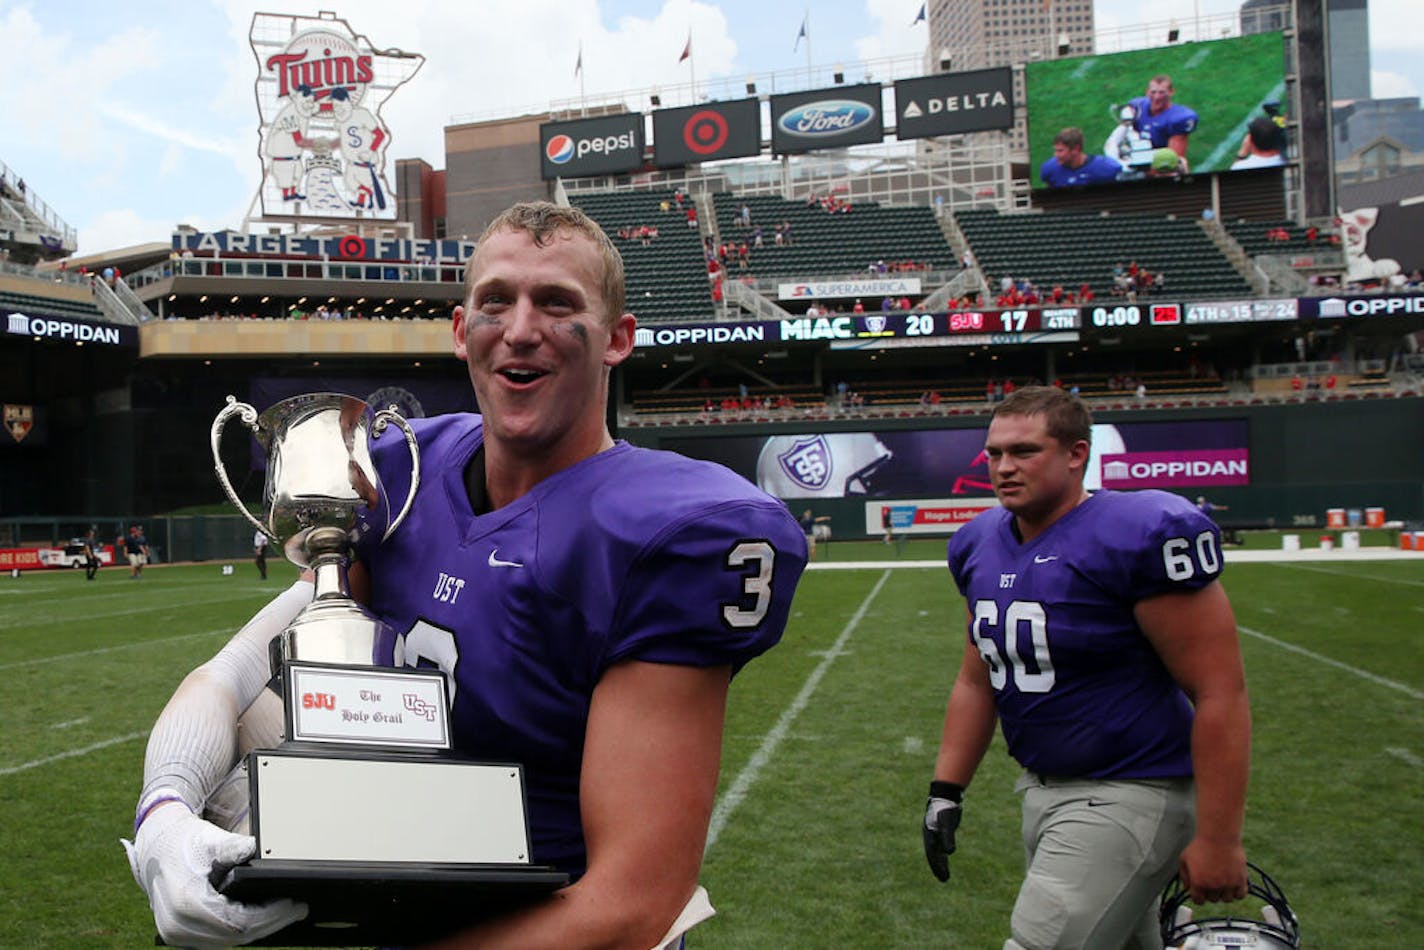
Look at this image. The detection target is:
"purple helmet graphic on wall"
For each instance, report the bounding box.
[756,433,893,498]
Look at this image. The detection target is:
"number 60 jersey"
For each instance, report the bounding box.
[946,490,1223,781]
[356,414,807,876]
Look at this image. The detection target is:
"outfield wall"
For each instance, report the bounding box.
[627,397,1424,536]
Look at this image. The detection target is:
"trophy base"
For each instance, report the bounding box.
[219,859,569,945]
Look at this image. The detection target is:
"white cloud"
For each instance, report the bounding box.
[1368,0,1421,53]
[1370,69,1418,100]
[75,208,176,256]
[855,0,929,68]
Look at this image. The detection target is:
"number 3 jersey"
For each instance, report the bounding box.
[356,414,807,876]
[946,489,1223,780]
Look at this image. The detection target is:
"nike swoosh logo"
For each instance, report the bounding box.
[487,550,523,568]
[1033,555,1058,563]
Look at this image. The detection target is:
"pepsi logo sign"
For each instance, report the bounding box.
[545,130,638,166]
[777,100,877,137]
[545,134,575,164]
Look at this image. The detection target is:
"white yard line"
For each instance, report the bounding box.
[1272,562,1424,588]
[0,731,148,777]
[0,591,269,631]
[1386,747,1422,768]
[1238,625,1424,700]
[706,570,891,852]
[0,628,233,671]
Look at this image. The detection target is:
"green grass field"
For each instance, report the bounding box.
[2,547,1421,947]
[1025,31,1287,183]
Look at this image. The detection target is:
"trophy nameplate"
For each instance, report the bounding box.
[209,394,566,945]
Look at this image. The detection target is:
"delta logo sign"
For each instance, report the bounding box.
[777,100,877,138]
[1100,450,1249,489]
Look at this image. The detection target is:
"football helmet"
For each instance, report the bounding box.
[1160,862,1300,949]
[756,432,893,498]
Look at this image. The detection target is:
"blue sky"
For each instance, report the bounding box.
[0,0,1416,256]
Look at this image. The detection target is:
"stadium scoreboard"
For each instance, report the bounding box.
[1184,299,1299,324]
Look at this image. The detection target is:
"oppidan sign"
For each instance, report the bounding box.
[540,113,645,180]
[652,98,762,168]
[770,84,884,154]
[250,12,423,220]
[893,68,1014,138]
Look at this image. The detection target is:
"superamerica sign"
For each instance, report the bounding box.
[172,230,475,264]
[250,12,423,220]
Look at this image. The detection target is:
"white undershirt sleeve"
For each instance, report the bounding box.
[137,579,313,815]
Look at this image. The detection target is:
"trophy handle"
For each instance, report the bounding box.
[211,395,276,543]
[371,407,421,543]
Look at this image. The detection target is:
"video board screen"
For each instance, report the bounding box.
[664,420,1248,499]
[1025,32,1286,189]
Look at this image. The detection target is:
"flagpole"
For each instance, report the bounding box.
[804,7,812,86]
[690,27,697,101]
[577,42,586,117]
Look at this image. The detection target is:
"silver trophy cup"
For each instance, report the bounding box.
[211,392,420,671]
[207,392,422,832]
[206,394,561,944]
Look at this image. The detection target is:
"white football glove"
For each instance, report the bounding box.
[121,801,307,947]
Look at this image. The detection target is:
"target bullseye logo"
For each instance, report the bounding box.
[683,110,729,155]
[338,235,367,258]
[545,134,576,164]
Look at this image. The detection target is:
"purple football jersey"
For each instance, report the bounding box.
[1129,97,1199,148]
[356,414,807,876]
[946,490,1222,779]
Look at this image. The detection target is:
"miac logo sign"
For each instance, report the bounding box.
[250,11,423,221]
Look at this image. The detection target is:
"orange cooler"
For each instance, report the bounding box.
[1366,507,1385,527]
[1325,508,1346,528]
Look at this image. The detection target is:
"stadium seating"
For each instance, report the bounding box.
[0,288,105,322]
[955,207,1253,301]
[567,191,713,324]
[711,193,954,280]
[1223,219,1335,257]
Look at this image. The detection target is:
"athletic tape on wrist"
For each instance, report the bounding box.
[134,789,192,835]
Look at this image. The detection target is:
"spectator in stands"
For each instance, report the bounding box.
[852,299,865,314]
[685,205,697,228]
[780,221,792,246]
[752,226,763,248]
[1231,116,1286,170]
[1040,127,1123,188]
[881,295,895,312]
[898,296,912,311]
[1305,225,1318,243]
[738,203,751,228]
[1135,381,1148,399]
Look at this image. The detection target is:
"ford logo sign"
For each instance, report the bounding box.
[777,100,877,137]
